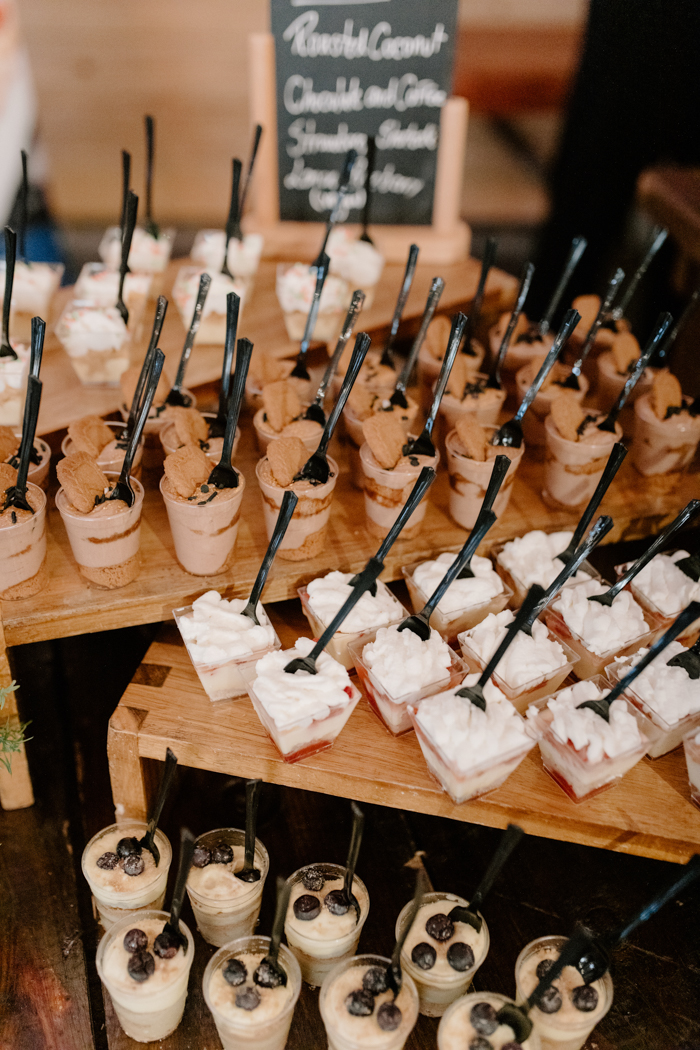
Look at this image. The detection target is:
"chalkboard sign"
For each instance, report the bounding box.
[270,0,459,227]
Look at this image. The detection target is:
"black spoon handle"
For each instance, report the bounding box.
[470,823,524,912]
[424,312,468,438]
[568,444,627,552]
[526,927,594,1012]
[174,273,211,390]
[343,801,365,902]
[2,226,16,346]
[614,226,668,319]
[394,277,445,396]
[15,376,41,496]
[422,511,496,619]
[219,292,240,414]
[146,748,178,839]
[219,338,253,469]
[468,237,497,342]
[239,126,263,226]
[247,490,298,610]
[374,467,436,562]
[612,854,700,947]
[390,869,426,992]
[605,500,700,601]
[514,308,580,424]
[307,558,384,664]
[386,244,419,354]
[145,115,157,232]
[316,290,365,404]
[602,312,672,429]
[224,158,243,261]
[300,253,330,358]
[572,267,625,372]
[477,455,511,521]
[530,515,613,624]
[117,191,138,320]
[120,149,131,232]
[315,151,357,264]
[121,349,164,481]
[655,288,700,369]
[29,316,45,380]
[268,876,292,966]
[538,235,587,336]
[315,331,370,456]
[361,136,376,235]
[18,151,29,261]
[244,778,262,870]
[478,584,545,687]
[491,261,534,385]
[169,827,195,929]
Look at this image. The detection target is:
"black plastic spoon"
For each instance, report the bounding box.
[109,349,164,506]
[239,490,298,624]
[387,869,426,998]
[466,237,497,349]
[667,632,700,679]
[165,273,211,406]
[597,311,673,432]
[291,252,330,382]
[221,159,243,279]
[18,151,29,263]
[612,225,668,321]
[653,288,700,369]
[492,308,580,447]
[403,312,468,458]
[119,149,131,237]
[589,500,700,607]
[116,190,138,325]
[312,149,357,269]
[389,276,445,409]
[29,315,45,380]
[562,267,625,391]
[1,227,18,360]
[456,455,512,579]
[304,289,365,426]
[4,374,41,514]
[379,243,419,370]
[136,747,177,865]
[359,136,376,245]
[487,261,535,390]
[209,291,240,438]
[448,824,525,931]
[397,511,497,640]
[156,827,194,955]
[254,876,292,988]
[236,778,263,883]
[144,114,159,240]
[207,337,253,489]
[675,544,700,583]
[341,801,365,923]
[237,124,263,240]
[538,235,587,337]
[557,443,627,564]
[121,296,167,445]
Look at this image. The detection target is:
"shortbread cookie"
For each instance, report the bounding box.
[551,390,587,442]
[67,415,115,458]
[57,452,110,513]
[611,331,640,375]
[262,379,303,433]
[455,416,488,461]
[362,413,405,470]
[425,315,452,360]
[171,406,209,446]
[651,370,683,420]
[267,436,308,487]
[163,444,211,499]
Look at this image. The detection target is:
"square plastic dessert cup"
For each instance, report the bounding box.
[492,536,602,608]
[605,659,700,758]
[173,604,281,702]
[613,556,700,646]
[186,827,269,946]
[298,583,408,671]
[409,702,536,803]
[458,623,580,715]
[320,952,419,1050]
[401,553,513,643]
[81,820,172,928]
[3,260,64,343]
[347,627,467,736]
[527,678,651,803]
[542,604,657,681]
[682,730,700,809]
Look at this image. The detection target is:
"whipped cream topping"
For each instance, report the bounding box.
[0,260,61,312]
[191,230,264,277]
[178,591,276,665]
[74,263,151,308]
[552,578,649,656]
[173,267,247,318]
[276,262,348,313]
[252,637,355,728]
[327,227,384,287]
[416,677,532,770]
[99,225,173,272]
[55,304,128,357]
[0,343,29,392]
[305,570,403,633]
[412,552,504,615]
[629,550,700,617]
[361,623,453,699]
[611,641,700,725]
[461,610,568,689]
[533,679,643,763]
[498,530,594,591]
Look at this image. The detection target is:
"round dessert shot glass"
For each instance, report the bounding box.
[276,262,350,343]
[285,862,370,987]
[160,469,246,577]
[256,454,339,562]
[203,935,301,1050]
[438,990,543,1050]
[631,392,700,477]
[360,441,439,541]
[612,550,700,646]
[514,934,613,1050]
[118,390,198,474]
[438,372,506,439]
[445,426,523,530]
[402,548,512,644]
[395,891,490,1017]
[96,907,194,1042]
[488,314,554,397]
[81,821,172,928]
[61,421,143,479]
[0,482,47,599]
[526,677,651,803]
[493,530,602,609]
[253,405,322,456]
[56,473,145,589]
[320,952,419,1050]
[419,340,486,413]
[160,413,241,466]
[543,412,623,509]
[683,728,700,809]
[12,434,51,490]
[515,362,589,453]
[343,395,419,490]
[55,301,132,387]
[595,349,653,436]
[172,266,248,346]
[0,343,30,427]
[186,828,269,947]
[99,224,176,299]
[347,625,466,736]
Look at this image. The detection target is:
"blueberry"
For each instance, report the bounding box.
[538,986,563,1014]
[411,942,437,970]
[116,837,142,859]
[153,930,180,959]
[212,843,233,865]
[254,960,285,988]
[324,889,350,916]
[122,854,145,877]
[345,989,375,1016]
[302,867,326,892]
[223,958,248,986]
[96,852,118,870]
[571,985,599,1013]
[377,1002,402,1031]
[123,928,148,953]
[447,941,475,972]
[469,1039,494,1050]
[293,894,321,921]
[536,958,555,981]
[127,950,155,982]
[192,846,212,868]
[235,987,261,1011]
[425,913,454,942]
[362,967,388,995]
[470,1002,498,1035]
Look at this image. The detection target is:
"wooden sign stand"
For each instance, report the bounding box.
[245,33,471,264]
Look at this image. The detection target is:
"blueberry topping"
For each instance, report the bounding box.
[469,1039,494,1050]
[345,989,375,1016]
[123,928,148,953]
[538,986,563,1014]
[235,987,261,1011]
[293,894,321,921]
[362,967,388,995]
[447,941,475,972]
[571,985,599,1012]
[411,942,437,970]
[302,867,326,892]
[192,846,212,868]
[122,854,145,877]
[425,913,454,942]
[470,1002,498,1035]
[223,958,248,986]
[377,1002,402,1031]
[324,889,350,916]
[212,844,234,865]
[96,852,118,870]
[536,958,555,981]
[153,930,180,959]
[254,960,285,988]
[116,837,142,859]
[127,950,155,982]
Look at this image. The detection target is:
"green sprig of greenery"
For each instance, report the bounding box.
[0,680,31,774]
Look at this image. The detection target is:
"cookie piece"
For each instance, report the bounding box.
[550,391,587,442]
[445,354,472,400]
[346,383,377,422]
[262,380,303,433]
[611,331,640,375]
[455,416,488,461]
[57,452,110,513]
[0,426,18,461]
[572,294,601,334]
[0,462,18,498]
[651,370,683,420]
[164,444,211,498]
[425,316,453,361]
[267,436,308,487]
[120,364,170,408]
[362,413,405,470]
[67,415,115,458]
[249,349,294,387]
[171,406,209,446]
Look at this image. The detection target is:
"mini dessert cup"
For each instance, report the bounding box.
[172,266,248,345]
[596,350,653,436]
[528,679,650,802]
[438,990,542,1050]
[327,227,384,308]
[402,553,512,643]
[683,729,700,809]
[253,406,322,456]
[515,934,613,1050]
[360,441,439,540]
[276,262,350,343]
[418,342,485,411]
[631,392,700,476]
[298,581,408,671]
[343,396,420,490]
[256,454,339,562]
[439,373,506,434]
[61,421,143,478]
[445,426,523,529]
[96,908,193,1042]
[56,473,144,588]
[489,317,554,396]
[614,554,700,646]
[74,262,152,335]
[320,953,419,1050]
[542,605,655,681]
[515,365,589,451]
[99,225,175,298]
[56,302,131,386]
[20,436,51,491]
[186,828,269,946]
[493,534,601,608]
[159,415,241,466]
[543,412,622,509]
[119,391,198,473]
[0,483,47,599]
[203,936,301,1050]
[285,862,370,987]
[81,821,172,928]
[0,344,30,426]
[0,259,64,343]
[160,471,245,576]
[191,229,264,283]
[173,602,281,701]
[605,656,700,758]
[349,627,466,735]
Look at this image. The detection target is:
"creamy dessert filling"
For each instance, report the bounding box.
[305,571,403,634]
[628,550,700,617]
[99,225,174,273]
[74,263,151,308]
[551,578,649,656]
[323,962,416,1044]
[403,898,486,980]
[56,303,129,357]
[0,259,62,313]
[188,839,252,900]
[287,870,369,945]
[252,638,355,730]
[610,642,700,725]
[360,624,453,699]
[439,992,539,1050]
[191,230,264,277]
[412,553,504,615]
[276,262,349,315]
[178,591,276,666]
[208,951,295,1024]
[533,680,642,763]
[517,939,611,1037]
[85,828,163,896]
[101,916,188,994]
[173,266,247,319]
[498,530,594,591]
[462,610,568,690]
[327,226,384,289]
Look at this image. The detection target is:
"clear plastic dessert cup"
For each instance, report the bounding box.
[542,605,655,681]
[489,317,554,396]
[343,397,419,490]
[493,535,601,608]
[119,390,197,474]
[284,862,370,987]
[74,262,152,335]
[631,393,700,476]
[160,471,245,577]
[613,553,700,645]
[298,582,408,671]
[515,934,613,1050]
[320,953,419,1050]
[61,421,143,479]
[0,259,64,344]
[438,990,542,1050]
[203,936,301,1050]
[543,412,622,509]
[445,426,523,529]
[419,341,485,412]
[99,225,175,298]
[439,372,506,434]
[527,680,650,802]
[596,350,653,437]
[0,343,29,426]
[253,406,322,456]
[402,554,512,644]
[81,821,172,928]
[0,482,47,599]
[160,414,241,465]
[515,365,589,451]
[172,265,248,346]
[96,908,193,1042]
[191,229,264,282]
[55,302,131,387]
[186,828,269,946]
[173,602,281,701]
[360,440,439,540]
[683,729,700,809]
[56,473,144,588]
[20,435,51,490]
[276,262,350,343]
[605,657,700,758]
[256,454,338,562]
[348,627,466,736]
